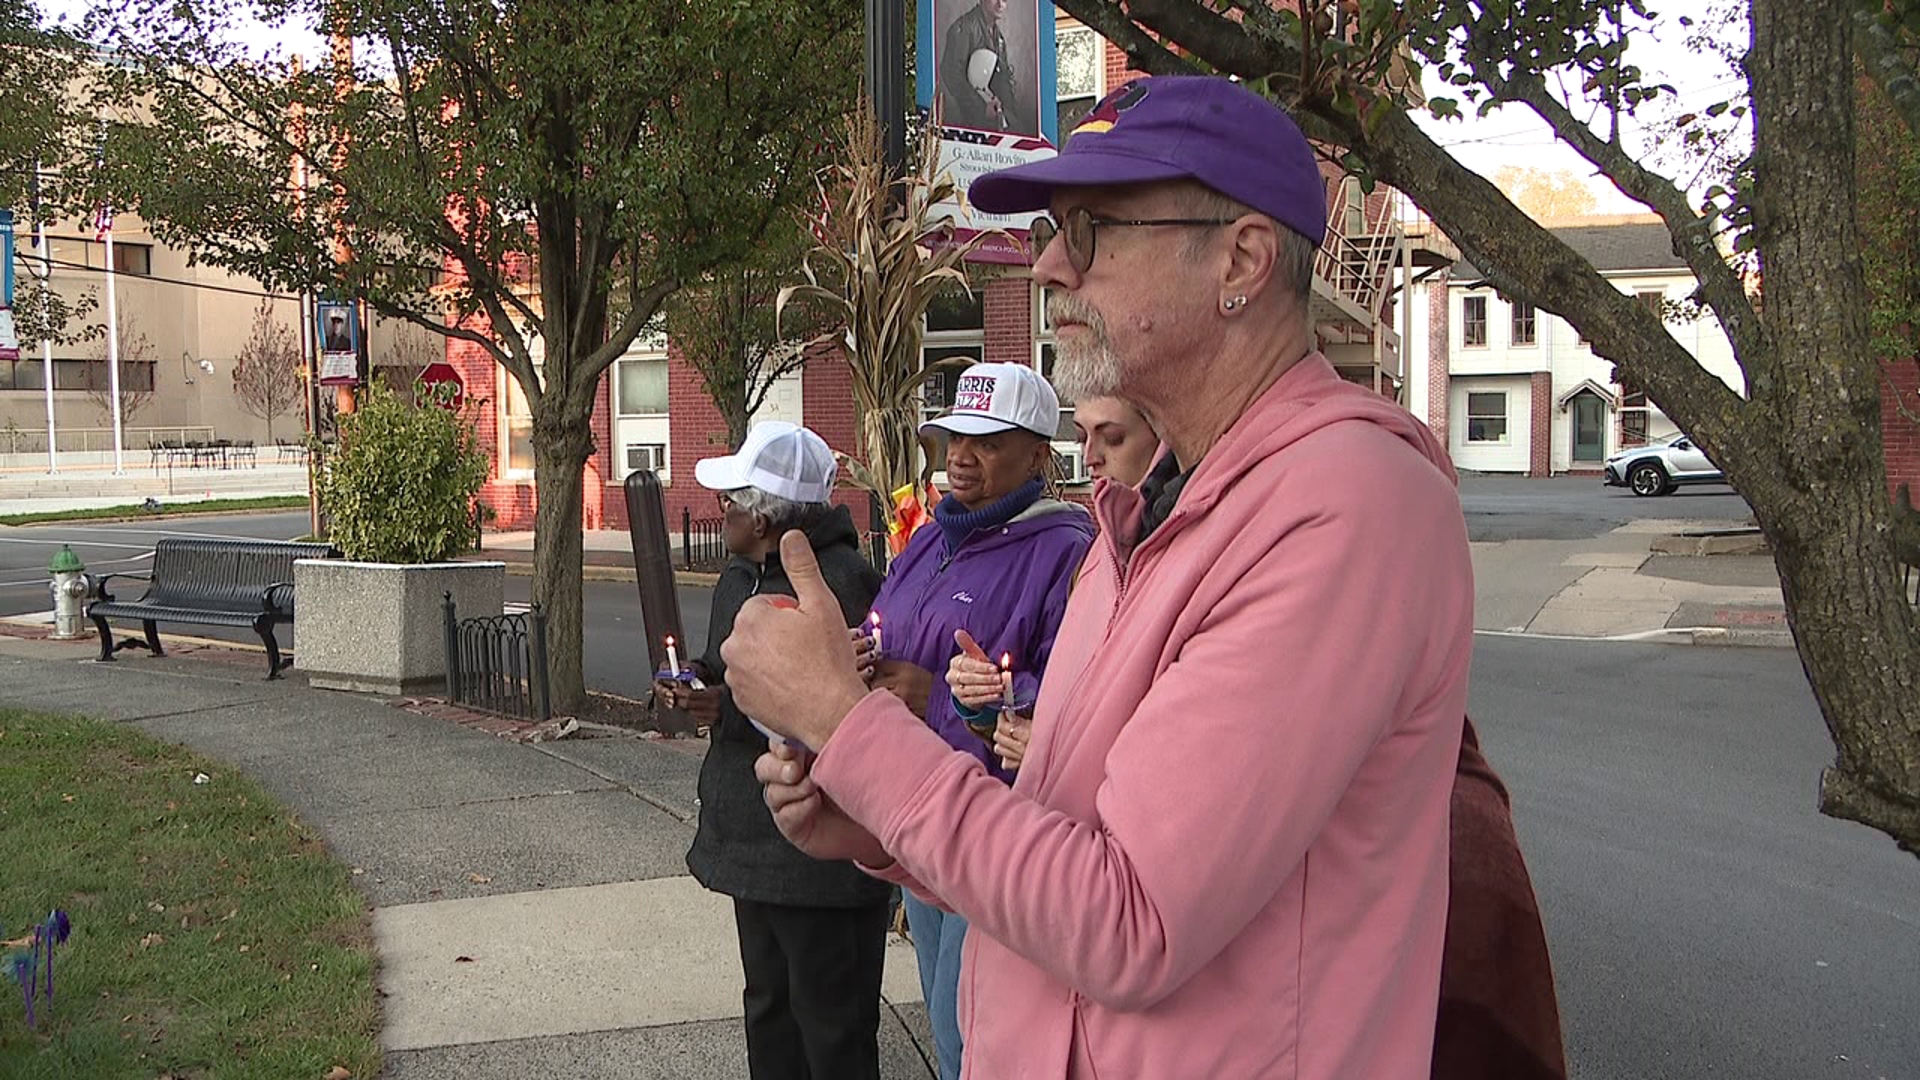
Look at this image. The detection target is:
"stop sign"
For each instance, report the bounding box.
[417,362,465,409]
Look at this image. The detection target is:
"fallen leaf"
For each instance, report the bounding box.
[147,901,165,913]
[350,868,365,876]
[212,930,224,943]
[453,955,476,963]
[237,944,250,953]
[426,889,443,897]
[324,1066,353,1079]
[139,933,164,949]
[467,873,492,885]
[165,801,177,812]
[62,793,75,802]
[224,909,237,921]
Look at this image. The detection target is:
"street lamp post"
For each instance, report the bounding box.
[866,0,908,178]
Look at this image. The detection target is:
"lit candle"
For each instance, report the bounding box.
[1000,653,1014,708]
[665,635,681,678]
[869,611,883,656]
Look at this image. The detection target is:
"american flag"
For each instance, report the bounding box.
[93,203,113,243]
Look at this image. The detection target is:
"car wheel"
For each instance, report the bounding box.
[1628,461,1670,497]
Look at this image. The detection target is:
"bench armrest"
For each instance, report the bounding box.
[91,571,152,603]
[263,582,296,615]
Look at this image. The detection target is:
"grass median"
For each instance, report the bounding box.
[0,709,380,1079]
[0,496,309,527]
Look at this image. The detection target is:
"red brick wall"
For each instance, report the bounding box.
[1426,271,1450,446]
[660,343,731,529]
[1884,358,1920,497]
[1529,372,1552,478]
[1103,46,1142,93]
[984,276,1034,365]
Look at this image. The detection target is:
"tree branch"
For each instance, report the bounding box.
[1480,71,1766,388]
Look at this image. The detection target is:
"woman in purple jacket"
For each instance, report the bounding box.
[855,361,1093,1080]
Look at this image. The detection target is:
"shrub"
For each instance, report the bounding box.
[316,382,489,563]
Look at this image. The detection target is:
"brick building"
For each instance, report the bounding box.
[450,13,1415,537]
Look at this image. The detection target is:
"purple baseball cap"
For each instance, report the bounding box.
[968,76,1328,247]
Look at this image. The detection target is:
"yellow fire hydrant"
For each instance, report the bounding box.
[49,545,91,640]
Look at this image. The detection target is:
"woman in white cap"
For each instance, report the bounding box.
[853,361,1094,1080]
[659,420,892,1080]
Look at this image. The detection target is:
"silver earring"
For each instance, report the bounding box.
[1223,295,1246,311]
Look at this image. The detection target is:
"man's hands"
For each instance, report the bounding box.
[755,741,893,867]
[652,679,721,726]
[721,531,871,752]
[869,659,935,718]
[946,629,1006,710]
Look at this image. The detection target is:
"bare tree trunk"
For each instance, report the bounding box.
[531,405,593,716]
[1748,0,1920,851]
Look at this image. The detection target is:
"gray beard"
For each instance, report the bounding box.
[1053,337,1124,402]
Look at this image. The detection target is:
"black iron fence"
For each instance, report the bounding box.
[443,593,551,721]
[680,509,727,571]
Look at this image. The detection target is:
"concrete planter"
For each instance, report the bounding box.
[295,559,505,694]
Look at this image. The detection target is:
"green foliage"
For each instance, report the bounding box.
[1858,70,1920,364]
[666,220,827,450]
[0,1,86,209]
[316,382,488,564]
[0,708,379,1078]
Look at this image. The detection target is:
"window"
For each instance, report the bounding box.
[1618,374,1650,447]
[925,287,985,333]
[112,243,152,276]
[1055,24,1103,142]
[1637,291,1665,321]
[45,238,151,276]
[1510,303,1537,346]
[616,356,668,416]
[624,443,667,474]
[502,365,540,475]
[1343,181,1367,237]
[1462,295,1488,347]
[1465,391,1508,443]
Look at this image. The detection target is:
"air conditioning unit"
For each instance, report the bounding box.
[1055,443,1089,485]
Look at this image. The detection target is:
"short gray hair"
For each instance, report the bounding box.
[729,486,830,533]
[1178,185,1317,303]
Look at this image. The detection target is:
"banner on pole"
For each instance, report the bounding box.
[0,307,19,362]
[316,299,361,385]
[1,208,14,308]
[916,0,1057,264]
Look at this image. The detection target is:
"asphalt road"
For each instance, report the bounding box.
[1459,475,1752,541]
[1471,635,1918,1079]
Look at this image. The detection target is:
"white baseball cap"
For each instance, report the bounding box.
[694,421,838,504]
[920,362,1061,439]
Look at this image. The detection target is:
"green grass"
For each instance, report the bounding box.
[0,709,380,1079]
[0,496,309,527]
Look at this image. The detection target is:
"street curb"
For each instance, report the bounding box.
[1475,626,1794,648]
[1686,626,1796,649]
[0,503,309,529]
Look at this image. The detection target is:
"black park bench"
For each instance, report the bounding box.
[88,538,339,679]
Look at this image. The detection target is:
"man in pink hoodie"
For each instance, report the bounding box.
[722,76,1475,1079]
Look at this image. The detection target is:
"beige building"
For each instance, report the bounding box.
[3,208,435,457]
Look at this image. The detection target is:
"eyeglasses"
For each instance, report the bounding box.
[716,491,739,513]
[1028,206,1239,275]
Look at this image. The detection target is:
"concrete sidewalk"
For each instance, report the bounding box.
[1469,518,1791,647]
[0,632,936,1079]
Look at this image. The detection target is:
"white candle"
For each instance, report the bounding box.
[1000,653,1014,707]
[666,635,681,678]
[869,611,883,656]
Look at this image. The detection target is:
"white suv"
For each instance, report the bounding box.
[1603,433,1725,496]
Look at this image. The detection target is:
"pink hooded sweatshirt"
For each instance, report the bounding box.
[810,353,1474,1079]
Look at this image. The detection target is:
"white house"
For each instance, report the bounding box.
[1405,216,1746,476]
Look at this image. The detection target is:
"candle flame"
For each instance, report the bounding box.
[665,636,674,646]
[869,611,881,627]
[999,652,1011,671]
